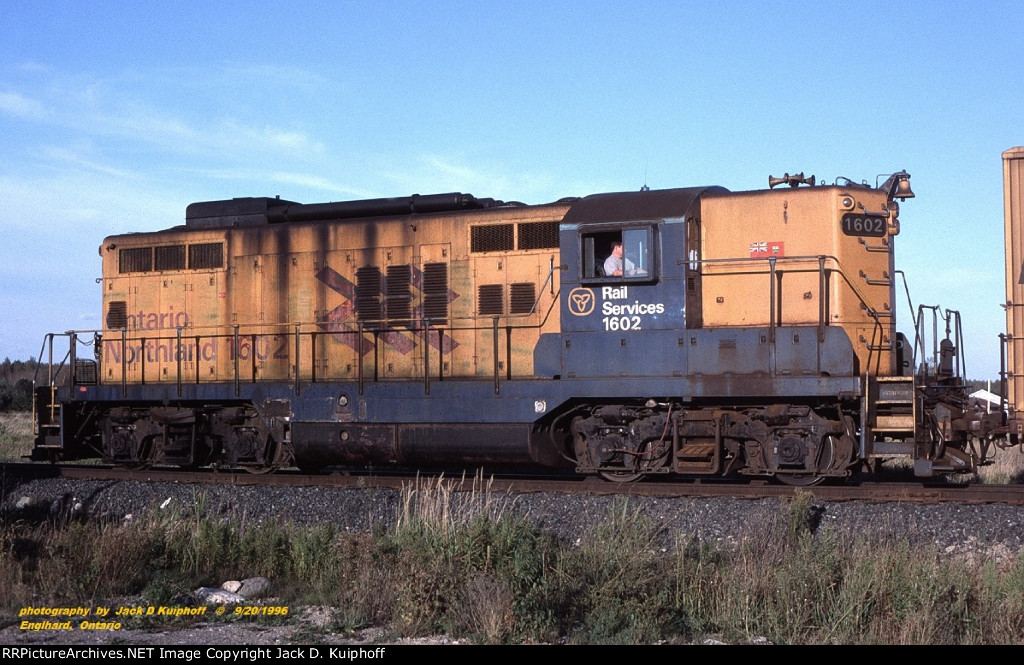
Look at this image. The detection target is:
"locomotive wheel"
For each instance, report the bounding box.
[240,436,290,475]
[599,470,645,483]
[775,434,838,487]
[115,435,153,470]
[776,472,825,487]
[243,464,278,475]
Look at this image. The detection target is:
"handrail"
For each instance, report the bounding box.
[687,253,886,323]
[50,251,894,393]
[32,332,89,391]
[32,332,102,436]
[685,252,893,371]
[33,333,70,390]
[1000,333,1009,426]
[768,257,777,345]
[49,286,561,397]
[915,305,966,381]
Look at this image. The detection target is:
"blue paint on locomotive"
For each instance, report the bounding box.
[63,322,859,442]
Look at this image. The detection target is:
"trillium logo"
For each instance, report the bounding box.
[567,287,595,316]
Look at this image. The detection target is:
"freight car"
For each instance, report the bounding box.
[31,168,1006,485]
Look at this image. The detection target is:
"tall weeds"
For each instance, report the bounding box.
[2,480,1024,644]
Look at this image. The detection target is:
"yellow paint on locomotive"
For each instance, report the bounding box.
[699,186,899,376]
[98,180,907,386]
[99,203,568,385]
[99,228,229,384]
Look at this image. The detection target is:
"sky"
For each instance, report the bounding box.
[1,0,1022,380]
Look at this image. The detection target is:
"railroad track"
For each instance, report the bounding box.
[3,461,1021,505]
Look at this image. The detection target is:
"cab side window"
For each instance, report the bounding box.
[581,226,654,280]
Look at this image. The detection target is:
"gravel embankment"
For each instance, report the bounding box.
[3,475,1024,645]
[5,476,1024,556]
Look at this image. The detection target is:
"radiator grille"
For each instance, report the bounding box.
[471,224,514,253]
[518,221,559,250]
[189,243,224,269]
[154,245,186,271]
[119,248,152,273]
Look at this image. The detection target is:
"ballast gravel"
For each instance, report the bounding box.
[5,476,1024,556]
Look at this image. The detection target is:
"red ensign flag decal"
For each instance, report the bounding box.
[749,241,784,258]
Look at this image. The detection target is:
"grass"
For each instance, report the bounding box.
[3,476,1024,644]
[0,412,32,462]
[978,442,1024,484]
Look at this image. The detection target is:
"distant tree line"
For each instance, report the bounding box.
[966,378,1006,396]
[0,358,39,412]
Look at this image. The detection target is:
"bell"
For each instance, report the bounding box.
[894,176,915,200]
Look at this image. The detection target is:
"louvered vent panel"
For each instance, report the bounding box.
[422,262,449,325]
[106,301,128,329]
[355,266,383,322]
[386,264,412,324]
[510,282,536,314]
[477,284,504,315]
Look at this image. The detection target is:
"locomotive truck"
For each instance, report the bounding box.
[32,166,1006,484]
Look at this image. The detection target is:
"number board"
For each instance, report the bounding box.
[840,213,887,237]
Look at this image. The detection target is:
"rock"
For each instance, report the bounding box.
[221,580,242,593]
[49,493,83,519]
[170,592,194,606]
[194,587,246,605]
[237,577,271,599]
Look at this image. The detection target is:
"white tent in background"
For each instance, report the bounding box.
[969,389,1002,412]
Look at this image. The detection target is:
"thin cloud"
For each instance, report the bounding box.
[17,61,52,73]
[40,146,138,179]
[268,172,375,199]
[231,122,325,156]
[3,68,328,162]
[383,154,608,204]
[0,90,49,121]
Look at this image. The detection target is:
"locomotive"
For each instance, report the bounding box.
[31,166,1008,485]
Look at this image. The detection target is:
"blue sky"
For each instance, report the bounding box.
[1,1,1022,380]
